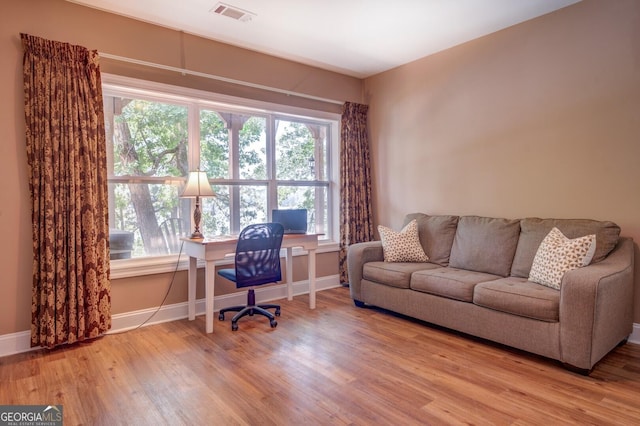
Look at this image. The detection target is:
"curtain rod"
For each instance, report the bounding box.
[99,52,344,106]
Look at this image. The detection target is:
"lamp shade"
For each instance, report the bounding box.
[180,171,215,198]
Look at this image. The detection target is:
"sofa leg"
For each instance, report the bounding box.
[618,337,629,347]
[353,299,367,308]
[562,363,592,376]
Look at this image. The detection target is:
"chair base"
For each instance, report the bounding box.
[219,289,280,331]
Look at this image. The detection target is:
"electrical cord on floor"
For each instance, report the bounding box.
[108,240,184,335]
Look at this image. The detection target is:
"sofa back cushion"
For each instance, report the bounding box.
[403,214,459,266]
[510,218,621,278]
[449,216,521,276]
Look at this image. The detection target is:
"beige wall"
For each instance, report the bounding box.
[0,0,362,335]
[111,254,336,314]
[364,0,640,321]
[4,0,640,336]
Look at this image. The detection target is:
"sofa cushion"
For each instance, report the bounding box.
[363,261,438,289]
[449,216,521,277]
[403,213,459,266]
[510,218,620,278]
[378,219,429,262]
[528,227,596,290]
[410,267,501,302]
[473,277,560,322]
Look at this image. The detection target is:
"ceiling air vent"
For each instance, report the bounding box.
[211,2,256,22]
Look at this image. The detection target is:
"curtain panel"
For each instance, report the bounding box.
[22,34,111,348]
[339,102,374,285]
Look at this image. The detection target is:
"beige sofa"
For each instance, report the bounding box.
[347,214,635,373]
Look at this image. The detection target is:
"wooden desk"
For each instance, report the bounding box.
[182,233,319,333]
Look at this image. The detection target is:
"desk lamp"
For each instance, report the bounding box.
[180,170,215,239]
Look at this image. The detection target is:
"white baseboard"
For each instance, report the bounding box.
[0,330,33,357]
[3,279,639,358]
[0,275,341,358]
[629,323,640,345]
[109,275,341,332]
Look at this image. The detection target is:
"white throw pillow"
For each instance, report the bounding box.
[529,227,596,290]
[378,219,429,263]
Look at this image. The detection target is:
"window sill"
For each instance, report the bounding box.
[110,241,339,280]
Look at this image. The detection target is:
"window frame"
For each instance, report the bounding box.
[103,74,340,279]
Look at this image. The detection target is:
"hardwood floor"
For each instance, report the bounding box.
[2,286,640,425]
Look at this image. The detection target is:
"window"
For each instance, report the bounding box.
[103,75,338,266]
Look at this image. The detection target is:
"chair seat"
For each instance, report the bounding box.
[218,268,235,281]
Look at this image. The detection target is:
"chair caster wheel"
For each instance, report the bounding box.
[275,309,281,317]
[270,320,277,328]
[219,313,225,321]
[232,323,238,331]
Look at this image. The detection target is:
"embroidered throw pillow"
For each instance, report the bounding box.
[529,227,596,290]
[378,219,429,263]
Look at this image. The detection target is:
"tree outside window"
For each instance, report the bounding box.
[104,84,334,260]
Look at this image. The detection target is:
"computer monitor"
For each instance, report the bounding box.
[272,209,308,234]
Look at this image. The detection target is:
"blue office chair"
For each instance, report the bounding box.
[218,223,285,331]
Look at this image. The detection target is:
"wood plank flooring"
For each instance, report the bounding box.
[1,286,640,425]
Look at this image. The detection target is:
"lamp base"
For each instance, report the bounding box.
[190,231,205,239]
[190,196,205,239]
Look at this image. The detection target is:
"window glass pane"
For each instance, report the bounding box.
[107,97,188,177]
[201,185,230,235]
[105,94,190,259]
[108,182,190,258]
[200,109,229,179]
[275,120,329,181]
[240,185,268,229]
[277,185,328,235]
[239,116,267,180]
[200,185,268,235]
[200,112,267,180]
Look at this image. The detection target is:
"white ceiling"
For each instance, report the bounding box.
[68,0,580,78]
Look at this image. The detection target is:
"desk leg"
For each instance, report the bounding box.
[308,248,316,309]
[188,256,197,321]
[205,260,216,333]
[286,247,294,301]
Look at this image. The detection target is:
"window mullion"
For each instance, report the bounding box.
[190,105,201,170]
[229,115,242,233]
[267,115,278,217]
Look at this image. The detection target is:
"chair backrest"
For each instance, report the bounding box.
[160,217,186,254]
[234,223,285,288]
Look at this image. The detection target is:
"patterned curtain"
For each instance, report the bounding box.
[339,102,374,284]
[22,34,111,348]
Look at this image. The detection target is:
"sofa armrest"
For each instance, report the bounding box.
[347,241,384,302]
[559,237,635,370]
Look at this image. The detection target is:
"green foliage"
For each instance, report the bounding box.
[201,186,231,235]
[115,100,188,176]
[275,120,315,181]
[108,95,329,257]
[239,116,267,180]
[200,109,229,178]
